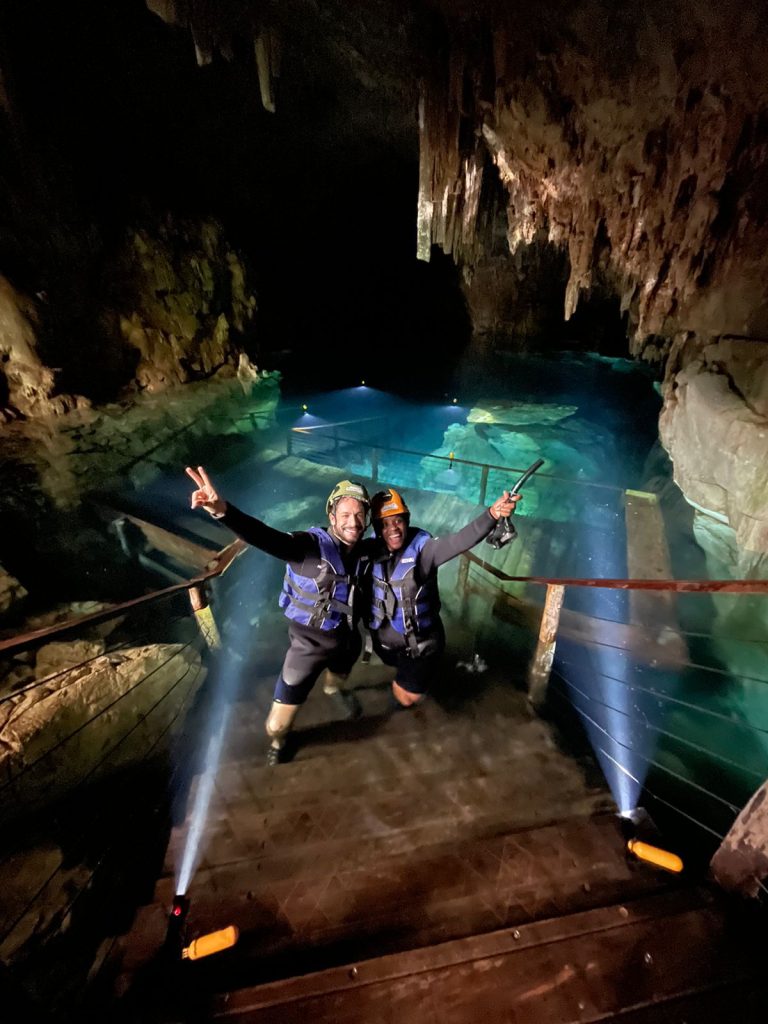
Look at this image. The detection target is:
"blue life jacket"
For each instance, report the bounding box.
[369,529,438,643]
[279,527,357,630]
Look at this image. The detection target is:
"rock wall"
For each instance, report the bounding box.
[109,218,258,393]
[660,335,768,552]
[419,0,768,351]
[0,217,259,418]
[0,276,85,422]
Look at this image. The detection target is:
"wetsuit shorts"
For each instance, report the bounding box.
[274,621,362,705]
[371,621,445,696]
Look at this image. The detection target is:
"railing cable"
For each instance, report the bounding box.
[0,611,193,705]
[551,668,765,781]
[0,638,198,794]
[556,662,768,737]
[0,658,205,946]
[549,677,742,814]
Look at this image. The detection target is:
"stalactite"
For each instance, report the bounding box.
[419,1,768,350]
[145,0,281,112]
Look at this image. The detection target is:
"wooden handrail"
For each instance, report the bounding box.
[0,539,248,658]
[463,551,768,593]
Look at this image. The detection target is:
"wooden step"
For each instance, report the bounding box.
[128,813,669,991]
[206,888,766,1023]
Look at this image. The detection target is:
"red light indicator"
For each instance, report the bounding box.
[173,905,182,917]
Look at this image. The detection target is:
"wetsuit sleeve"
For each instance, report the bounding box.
[219,503,318,562]
[418,510,498,574]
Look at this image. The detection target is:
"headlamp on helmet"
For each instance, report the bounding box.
[326,480,371,518]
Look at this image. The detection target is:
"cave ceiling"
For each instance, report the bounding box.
[144,0,768,356]
[0,0,767,416]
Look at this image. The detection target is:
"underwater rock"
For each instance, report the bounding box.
[468,401,577,426]
[420,413,610,521]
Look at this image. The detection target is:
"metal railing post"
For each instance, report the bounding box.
[527,584,565,710]
[457,553,470,597]
[479,464,490,505]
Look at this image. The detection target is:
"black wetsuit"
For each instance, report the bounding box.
[220,504,363,704]
[361,510,501,694]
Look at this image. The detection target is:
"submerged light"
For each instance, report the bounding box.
[627,839,683,874]
[182,926,239,961]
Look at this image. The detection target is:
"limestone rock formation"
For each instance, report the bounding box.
[711,778,768,898]
[0,641,205,822]
[0,276,86,422]
[0,563,27,618]
[111,219,258,393]
[660,336,768,552]
[413,0,768,551]
[418,1,768,351]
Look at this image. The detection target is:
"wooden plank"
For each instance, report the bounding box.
[210,888,761,1022]
[624,490,680,631]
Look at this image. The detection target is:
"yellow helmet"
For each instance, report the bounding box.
[371,487,409,521]
[326,480,371,516]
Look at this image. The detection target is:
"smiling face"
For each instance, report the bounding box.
[379,513,408,553]
[328,496,367,547]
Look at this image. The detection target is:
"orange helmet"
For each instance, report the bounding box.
[371,487,409,521]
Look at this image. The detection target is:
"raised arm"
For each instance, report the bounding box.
[419,492,520,573]
[185,465,315,562]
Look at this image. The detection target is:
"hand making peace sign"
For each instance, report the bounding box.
[185,465,226,517]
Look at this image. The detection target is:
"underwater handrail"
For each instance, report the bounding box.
[0,538,248,659]
[290,426,633,494]
[290,415,388,432]
[462,550,768,592]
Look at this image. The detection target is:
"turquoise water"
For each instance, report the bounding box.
[126,352,766,867]
[262,358,768,862]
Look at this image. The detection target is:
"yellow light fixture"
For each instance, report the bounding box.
[302,404,308,412]
[627,839,683,874]
[182,925,239,961]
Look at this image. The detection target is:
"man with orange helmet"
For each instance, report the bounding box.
[186,466,371,764]
[363,486,520,706]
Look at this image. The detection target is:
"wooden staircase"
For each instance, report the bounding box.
[108,653,768,1022]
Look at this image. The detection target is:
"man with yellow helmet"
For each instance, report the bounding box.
[186,466,370,764]
[363,485,520,707]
